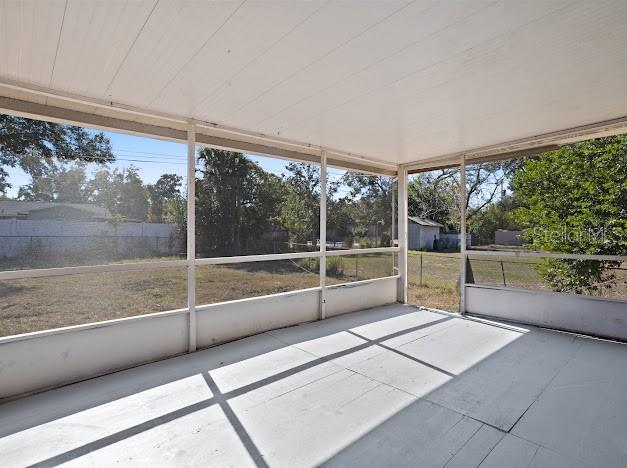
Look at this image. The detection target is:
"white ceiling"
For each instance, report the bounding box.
[1,0,627,166]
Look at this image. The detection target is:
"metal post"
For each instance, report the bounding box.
[397,168,408,303]
[420,254,423,287]
[500,261,506,287]
[319,151,327,319]
[187,123,197,352]
[460,155,467,314]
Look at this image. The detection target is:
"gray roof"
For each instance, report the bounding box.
[0,201,111,218]
[407,216,444,228]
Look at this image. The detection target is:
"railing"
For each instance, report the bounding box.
[465,249,627,301]
[405,248,627,315]
[0,247,399,280]
[408,251,459,287]
[463,250,627,341]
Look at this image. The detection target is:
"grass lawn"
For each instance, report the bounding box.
[2,251,623,337]
[0,254,395,337]
[407,250,627,312]
[407,251,460,312]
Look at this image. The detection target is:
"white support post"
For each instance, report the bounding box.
[392,179,396,243]
[187,123,197,352]
[397,168,408,304]
[460,155,467,314]
[319,151,327,319]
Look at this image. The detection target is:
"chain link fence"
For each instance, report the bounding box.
[407,251,460,312]
[468,256,627,300]
[406,252,627,313]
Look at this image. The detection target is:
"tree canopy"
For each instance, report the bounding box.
[0,116,114,194]
[195,148,284,256]
[512,135,627,291]
[278,162,320,245]
[147,174,184,223]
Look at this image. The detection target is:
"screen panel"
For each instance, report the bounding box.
[0,267,187,337]
[195,259,319,305]
[0,119,188,270]
[195,150,320,257]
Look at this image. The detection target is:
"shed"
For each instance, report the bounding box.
[407,216,443,250]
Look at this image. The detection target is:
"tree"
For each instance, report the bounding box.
[87,166,150,221]
[338,173,394,246]
[196,148,283,255]
[279,190,315,243]
[147,174,183,223]
[464,161,521,222]
[278,163,320,244]
[18,163,91,203]
[468,194,521,245]
[117,167,150,221]
[512,136,627,292]
[408,171,459,230]
[408,161,522,234]
[0,116,113,195]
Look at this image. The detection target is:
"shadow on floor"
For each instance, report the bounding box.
[1,304,626,467]
[0,304,417,438]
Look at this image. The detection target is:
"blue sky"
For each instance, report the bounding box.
[4,126,354,198]
[4,128,291,198]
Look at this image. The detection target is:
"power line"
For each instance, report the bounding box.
[113,151,186,161]
[111,148,186,158]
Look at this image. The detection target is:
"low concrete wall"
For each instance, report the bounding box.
[0,278,398,400]
[196,288,320,348]
[466,284,627,341]
[326,276,398,318]
[0,311,189,399]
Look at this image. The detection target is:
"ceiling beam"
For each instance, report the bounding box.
[403,115,627,172]
[0,79,397,174]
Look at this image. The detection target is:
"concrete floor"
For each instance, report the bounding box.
[1,304,626,467]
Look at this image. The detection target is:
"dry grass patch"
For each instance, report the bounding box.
[0,255,396,337]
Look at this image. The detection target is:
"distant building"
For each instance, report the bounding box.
[0,201,111,221]
[495,229,523,246]
[408,216,443,250]
[439,232,472,249]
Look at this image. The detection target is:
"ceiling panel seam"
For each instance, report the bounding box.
[219,0,416,122]
[259,0,499,133]
[268,0,576,138]
[48,0,68,87]
[188,0,330,116]
[102,0,160,97]
[146,0,246,109]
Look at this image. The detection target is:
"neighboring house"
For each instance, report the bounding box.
[408,216,443,250]
[0,201,111,221]
[495,229,524,246]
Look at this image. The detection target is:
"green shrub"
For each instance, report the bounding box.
[326,256,344,277]
[297,257,319,273]
[296,256,344,277]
